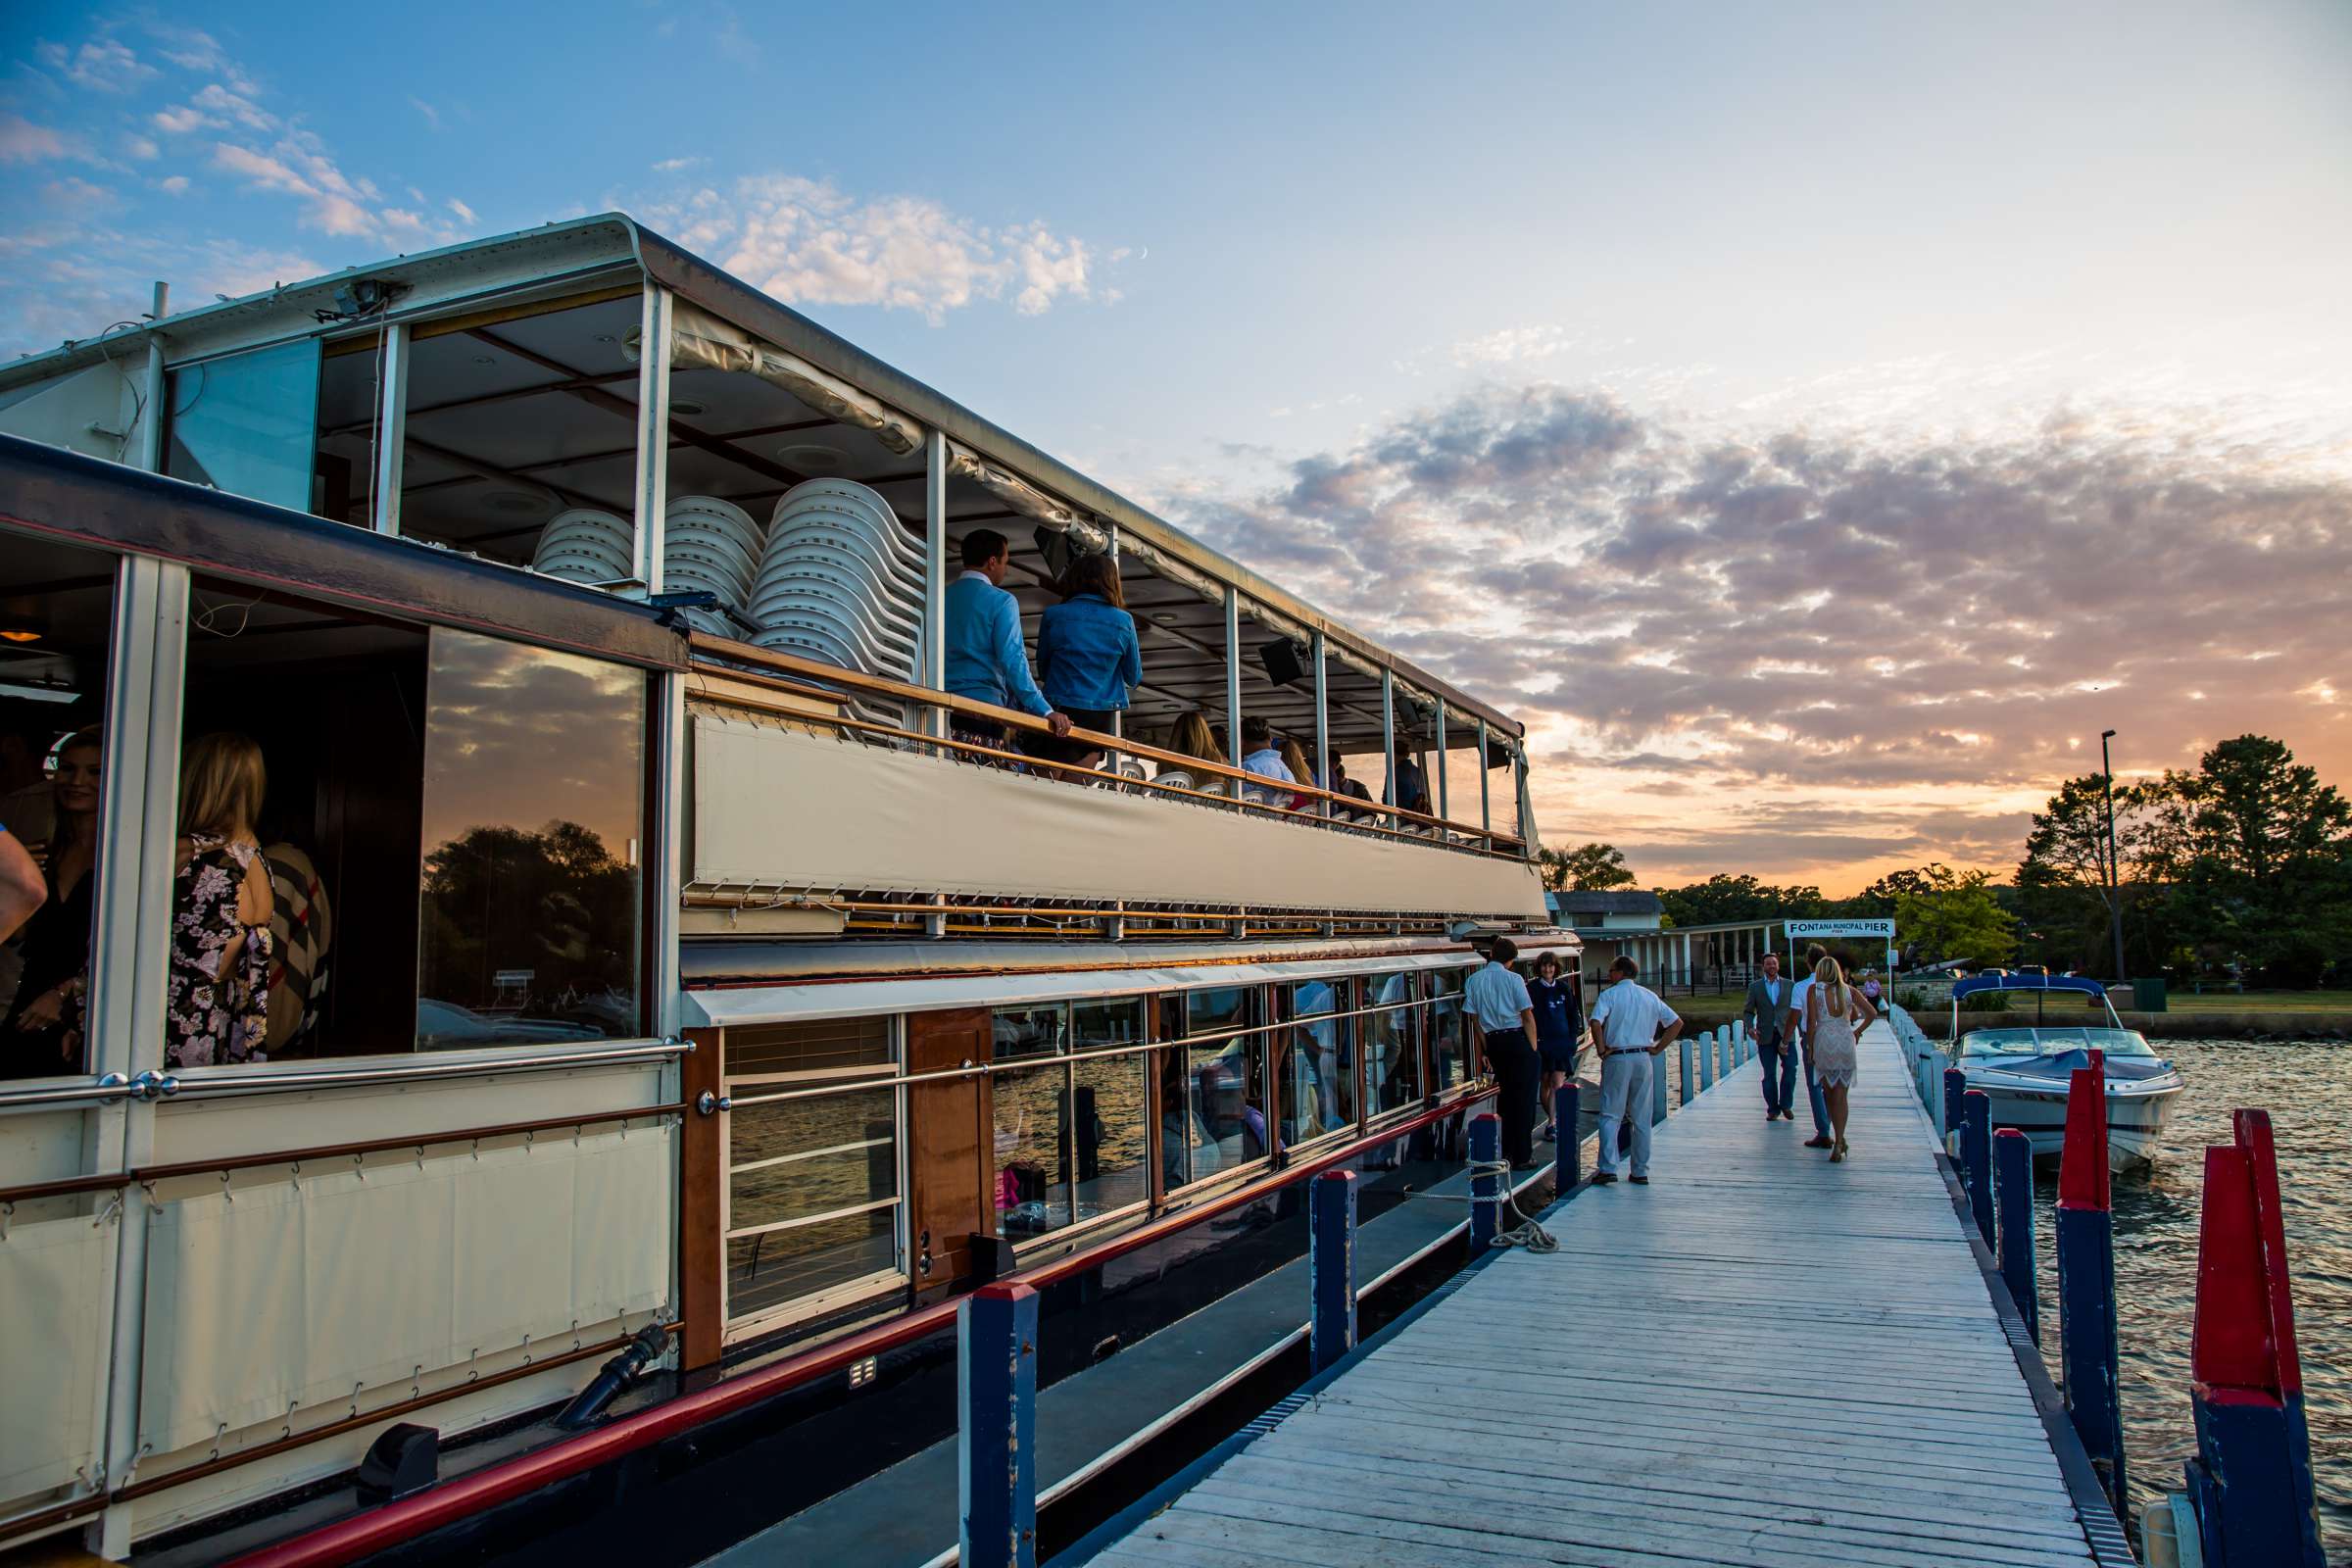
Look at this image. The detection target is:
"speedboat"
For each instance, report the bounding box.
[1946,973,2185,1166]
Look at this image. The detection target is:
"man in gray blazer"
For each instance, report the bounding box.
[1740,953,1796,1121]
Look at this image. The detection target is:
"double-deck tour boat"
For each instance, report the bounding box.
[0,216,1568,1565]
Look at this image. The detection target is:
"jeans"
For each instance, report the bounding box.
[1596,1052,1654,1177]
[1799,1037,1831,1137]
[1756,1037,1796,1116]
[1484,1029,1541,1166]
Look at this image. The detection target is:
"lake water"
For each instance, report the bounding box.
[2025,1038,2350,1558]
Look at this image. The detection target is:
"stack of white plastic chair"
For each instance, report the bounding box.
[662,495,765,636]
[751,479,924,729]
[530,509,634,587]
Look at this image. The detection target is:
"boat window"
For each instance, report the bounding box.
[416,630,647,1051]
[168,593,653,1065]
[1281,978,1354,1147]
[1170,986,1266,1190]
[0,530,117,1083]
[1430,968,1468,1090]
[1959,1027,2158,1060]
[989,996,1151,1243]
[1364,971,1424,1114]
[166,341,321,514]
[723,1015,902,1321]
[394,293,648,574]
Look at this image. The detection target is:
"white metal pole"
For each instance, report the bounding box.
[370,320,409,535]
[1435,700,1449,830]
[1311,629,1329,816]
[924,428,948,731]
[1477,717,1491,840]
[631,284,673,591]
[1223,587,1243,769]
[1381,668,1396,824]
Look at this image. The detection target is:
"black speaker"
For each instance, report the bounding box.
[1257,637,1307,687]
[1032,525,1075,586]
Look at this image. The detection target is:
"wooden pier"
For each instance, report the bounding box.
[1072,1022,2133,1568]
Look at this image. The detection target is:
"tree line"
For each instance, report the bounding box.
[1541,734,2352,986]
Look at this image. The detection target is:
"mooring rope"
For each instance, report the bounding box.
[1401,1157,1560,1252]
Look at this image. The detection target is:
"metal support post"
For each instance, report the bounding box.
[370,319,409,534]
[2056,1060,2126,1520]
[1476,716,1491,839]
[1434,701,1450,829]
[1309,1169,1357,1372]
[1468,1112,1499,1250]
[959,1282,1040,1568]
[1553,1084,1580,1192]
[1311,630,1331,815]
[1963,1090,1995,1249]
[1222,587,1243,769]
[2183,1109,2323,1567]
[923,429,948,723]
[1380,668,1396,822]
[1678,1035,1693,1106]
[631,284,673,590]
[1994,1128,2038,1345]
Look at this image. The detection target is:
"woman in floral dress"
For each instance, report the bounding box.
[166,732,273,1068]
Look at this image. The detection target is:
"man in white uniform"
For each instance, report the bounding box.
[1463,937,1543,1168]
[1587,956,1682,1185]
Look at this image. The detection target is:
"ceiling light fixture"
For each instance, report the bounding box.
[670,398,708,416]
[0,628,40,644]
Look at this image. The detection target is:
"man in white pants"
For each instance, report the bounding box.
[1586,955,1683,1186]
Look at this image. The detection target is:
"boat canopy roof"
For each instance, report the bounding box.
[1951,972,2109,1002]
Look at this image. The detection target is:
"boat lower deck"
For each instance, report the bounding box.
[1078,1025,2130,1567]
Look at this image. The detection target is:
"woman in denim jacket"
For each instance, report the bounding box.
[1035,553,1143,769]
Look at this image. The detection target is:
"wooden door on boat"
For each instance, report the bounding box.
[906,1006,993,1298]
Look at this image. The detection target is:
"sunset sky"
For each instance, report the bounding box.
[5,2,2348,895]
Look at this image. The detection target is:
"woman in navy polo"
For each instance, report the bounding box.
[1529,952,1584,1141]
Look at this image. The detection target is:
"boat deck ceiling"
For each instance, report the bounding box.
[359,288,1468,754]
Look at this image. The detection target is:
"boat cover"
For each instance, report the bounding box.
[1951,972,2109,1002]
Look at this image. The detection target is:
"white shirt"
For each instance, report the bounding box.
[1591,980,1679,1053]
[1788,976,1815,1042]
[1464,960,1534,1033]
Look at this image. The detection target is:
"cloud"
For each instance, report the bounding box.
[191,83,276,132]
[645,174,1104,324]
[652,156,702,173]
[409,97,441,129]
[157,173,189,195]
[1163,381,2352,887]
[0,115,71,164]
[35,35,158,93]
[448,196,478,225]
[209,133,436,242]
[152,103,223,135]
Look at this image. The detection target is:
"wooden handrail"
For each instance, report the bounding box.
[686,632,1531,860]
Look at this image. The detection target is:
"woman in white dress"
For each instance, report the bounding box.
[1805,956,1877,1161]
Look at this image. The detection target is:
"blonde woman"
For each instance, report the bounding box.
[1804,955,1877,1160]
[1278,736,1314,810]
[166,732,274,1068]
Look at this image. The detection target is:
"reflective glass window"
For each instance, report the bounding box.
[1281,979,1353,1146]
[416,630,646,1049]
[1071,997,1149,1219]
[1177,987,1265,1186]
[1431,968,1467,1090]
[166,341,321,513]
[0,531,115,1082]
[1365,971,1423,1114]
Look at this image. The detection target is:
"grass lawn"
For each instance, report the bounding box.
[2161,990,2352,1013]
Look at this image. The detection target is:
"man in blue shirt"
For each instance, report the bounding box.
[944,529,1069,752]
[1464,936,1542,1168]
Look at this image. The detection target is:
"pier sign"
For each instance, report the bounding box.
[1783,919,1894,939]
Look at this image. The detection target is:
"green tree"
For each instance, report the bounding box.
[1893,864,2017,966]
[2148,736,2352,985]
[1654,873,1825,927]
[1540,842,1637,892]
[2015,774,2180,977]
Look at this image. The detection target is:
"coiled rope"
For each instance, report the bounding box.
[1403,1157,1560,1252]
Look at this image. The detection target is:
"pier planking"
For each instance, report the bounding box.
[1083,1026,2103,1567]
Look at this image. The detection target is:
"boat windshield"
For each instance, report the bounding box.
[1958,1027,2158,1060]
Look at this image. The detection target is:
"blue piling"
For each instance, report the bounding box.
[1468,1112,1499,1250]
[958,1282,1039,1568]
[1678,1035,1694,1106]
[1553,1083,1580,1193]
[1942,1067,1967,1154]
[1697,1030,1714,1093]
[1714,1027,1729,1082]
[1994,1128,2038,1345]
[1962,1090,1995,1249]
[2184,1109,2325,1568]
[2056,1060,2126,1520]
[1309,1169,1357,1372]
[1650,1047,1669,1125]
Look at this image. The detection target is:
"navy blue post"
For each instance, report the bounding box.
[1468,1111,1499,1250]
[1552,1084,1580,1193]
[1941,1066,1966,1152]
[1962,1090,1994,1249]
[2055,1060,2126,1519]
[2184,1109,2325,1567]
[1993,1128,2038,1345]
[958,1281,1039,1568]
[1309,1169,1357,1372]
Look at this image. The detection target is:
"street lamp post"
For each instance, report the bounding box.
[2100,728,2126,985]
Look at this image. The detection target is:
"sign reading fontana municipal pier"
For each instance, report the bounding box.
[1783,919,1895,940]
